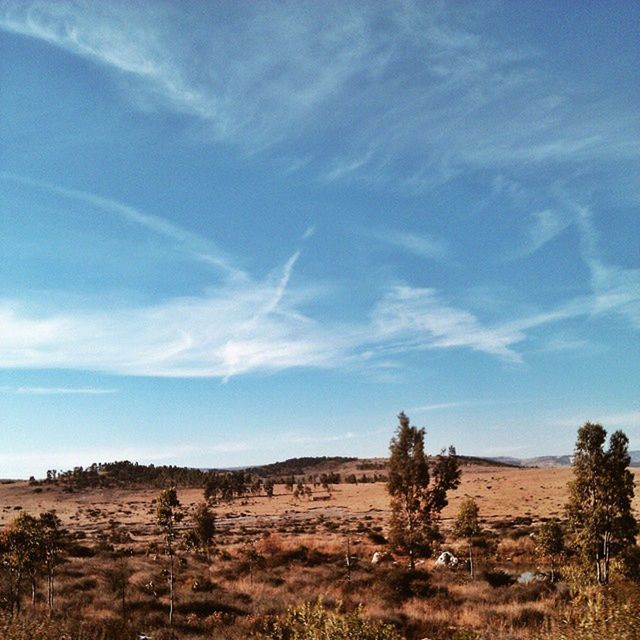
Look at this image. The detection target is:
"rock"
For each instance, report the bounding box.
[371,551,393,565]
[435,551,459,568]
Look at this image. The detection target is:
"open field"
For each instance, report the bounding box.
[3,465,640,532]
[1,464,639,639]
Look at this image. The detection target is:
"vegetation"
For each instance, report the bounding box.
[264,600,401,640]
[535,520,564,582]
[387,412,461,569]
[566,422,638,584]
[0,418,638,639]
[0,510,64,613]
[156,487,184,625]
[454,498,481,578]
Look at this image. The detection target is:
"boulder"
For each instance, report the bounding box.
[435,551,459,568]
[371,551,393,565]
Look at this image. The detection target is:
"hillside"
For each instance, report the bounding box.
[490,451,640,468]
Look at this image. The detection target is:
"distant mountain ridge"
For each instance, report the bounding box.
[489,451,640,468]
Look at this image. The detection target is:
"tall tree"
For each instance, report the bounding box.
[566,422,637,584]
[387,412,461,569]
[0,513,40,613]
[156,488,184,625]
[38,511,65,612]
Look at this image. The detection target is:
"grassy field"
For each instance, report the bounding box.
[0,464,639,639]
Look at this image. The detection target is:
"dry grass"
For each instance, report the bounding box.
[0,466,639,639]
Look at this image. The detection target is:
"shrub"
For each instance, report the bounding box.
[483,570,516,588]
[378,568,435,604]
[261,600,401,640]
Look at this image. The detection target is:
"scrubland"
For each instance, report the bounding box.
[0,465,639,639]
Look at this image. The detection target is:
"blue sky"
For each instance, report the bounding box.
[1,1,639,478]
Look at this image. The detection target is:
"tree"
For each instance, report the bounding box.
[38,511,65,612]
[535,520,564,582]
[387,412,461,569]
[566,422,637,584]
[102,553,132,620]
[191,502,215,558]
[156,488,184,625]
[265,479,275,498]
[0,513,40,613]
[454,498,480,578]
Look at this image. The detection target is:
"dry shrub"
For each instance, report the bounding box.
[482,570,516,588]
[377,568,437,605]
[256,531,284,556]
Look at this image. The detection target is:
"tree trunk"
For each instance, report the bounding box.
[169,550,174,626]
[468,541,474,579]
[603,531,611,585]
[47,570,54,612]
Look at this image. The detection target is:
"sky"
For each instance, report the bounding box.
[1,1,639,479]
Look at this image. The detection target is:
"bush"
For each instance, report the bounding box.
[261,601,401,640]
[378,568,435,604]
[483,570,516,588]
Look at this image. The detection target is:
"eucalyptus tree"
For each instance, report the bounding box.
[566,422,637,584]
[156,488,184,625]
[387,412,461,569]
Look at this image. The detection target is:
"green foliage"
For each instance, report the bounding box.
[566,422,638,584]
[264,600,402,640]
[156,488,183,534]
[156,488,183,625]
[43,460,207,490]
[0,510,65,613]
[454,498,480,539]
[535,520,564,581]
[541,572,640,640]
[190,502,215,554]
[387,412,460,568]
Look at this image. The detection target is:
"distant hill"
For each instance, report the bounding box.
[489,451,640,468]
[244,453,516,479]
[246,456,358,478]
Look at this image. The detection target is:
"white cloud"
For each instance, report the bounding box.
[284,431,358,445]
[370,229,449,262]
[1,1,636,186]
[1,173,240,277]
[371,286,525,362]
[10,386,117,395]
[513,209,572,258]
[571,202,640,327]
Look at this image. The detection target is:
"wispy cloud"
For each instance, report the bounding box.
[0,173,241,277]
[550,411,640,431]
[0,257,336,379]
[1,1,636,187]
[566,199,640,328]
[1,273,619,379]
[512,209,572,259]
[410,400,500,413]
[7,386,118,395]
[302,225,316,240]
[284,431,358,445]
[371,286,525,362]
[370,229,450,262]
